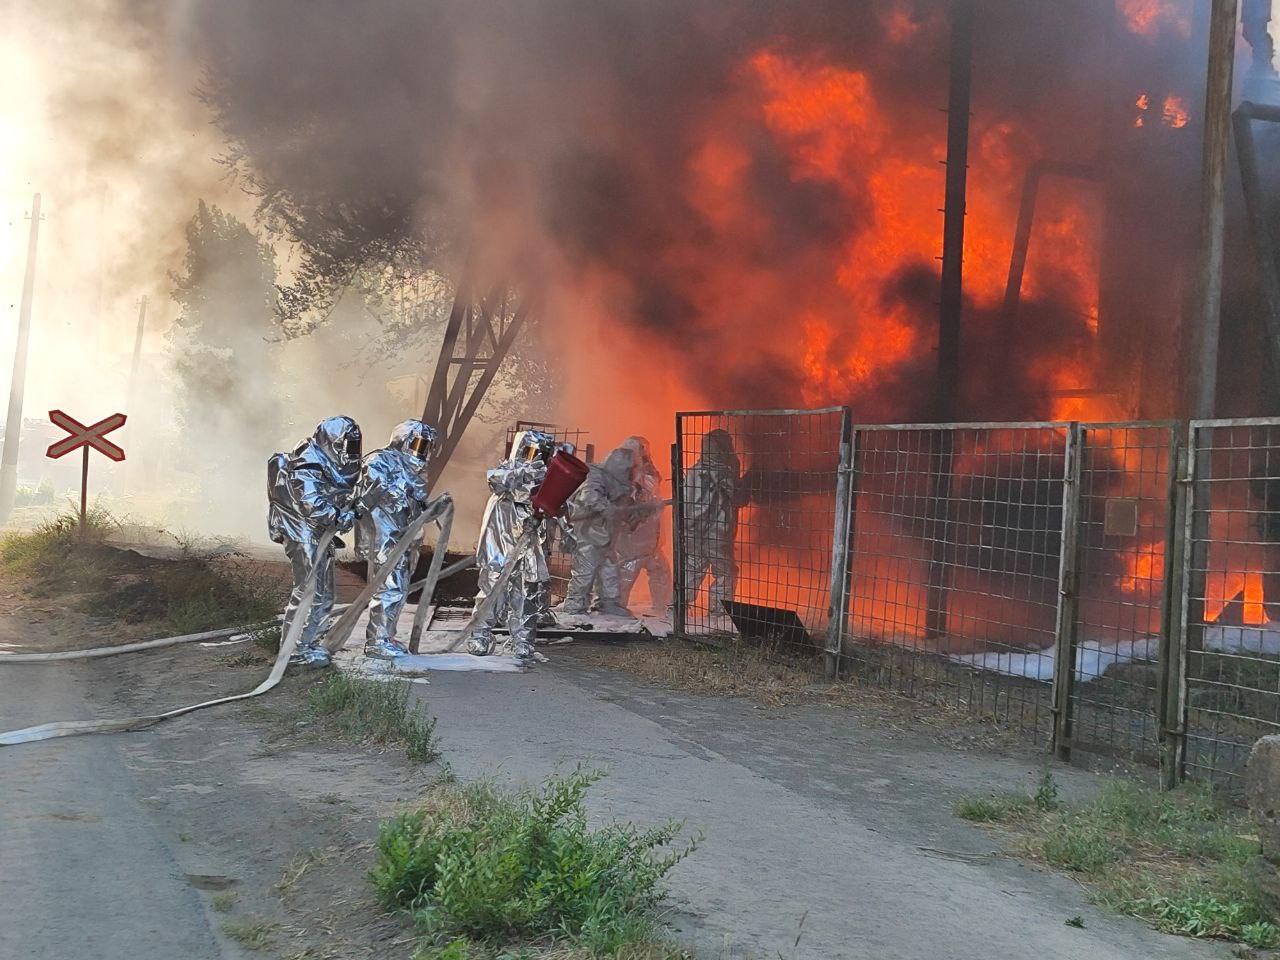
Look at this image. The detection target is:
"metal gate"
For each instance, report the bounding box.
[672,408,850,661]
[841,423,1070,742]
[1062,423,1177,767]
[666,410,1280,788]
[1172,419,1280,785]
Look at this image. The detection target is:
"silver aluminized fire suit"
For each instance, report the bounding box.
[616,436,673,611]
[353,419,438,658]
[561,446,635,616]
[267,416,361,667]
[681,428,740,615]
[468,430,556,659]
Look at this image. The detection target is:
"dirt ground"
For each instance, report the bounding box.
[0,574,1236,960]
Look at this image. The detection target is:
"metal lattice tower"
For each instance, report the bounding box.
[420,271,532,486]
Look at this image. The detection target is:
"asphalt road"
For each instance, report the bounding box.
[0,659,225,960]
[417,648,1231,960]
[0,639,1237,960]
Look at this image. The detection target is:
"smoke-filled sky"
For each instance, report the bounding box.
[177,0,1235,429]
[3,0,1280,540]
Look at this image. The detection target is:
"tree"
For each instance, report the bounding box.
[168,201,286,533]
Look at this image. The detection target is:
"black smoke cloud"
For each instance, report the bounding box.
[181,0,1211,420]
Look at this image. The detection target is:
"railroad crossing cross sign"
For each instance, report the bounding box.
[46,410,127,462]
[45,409,127,537]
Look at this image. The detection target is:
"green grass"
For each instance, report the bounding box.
[955,770,1059,823]
[0,506,118,591]
[956,774,1278,948]
[211,891,239,913]
[954,792,1035,823]
[155,562,279,636]
[0,508,283,636]
[305,673,440,763]
[371,769,694,958]
[221,916,273,949]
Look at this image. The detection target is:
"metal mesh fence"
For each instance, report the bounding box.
[674,408,847,659]
[840,424,1068,741]
[1181,420,1280,783]
[664,409,1280,786]
[1067,423,1174,764]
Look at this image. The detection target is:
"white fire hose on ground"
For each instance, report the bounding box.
[0,552,477,665]
[0,526,336,746]
[0,494,461,747]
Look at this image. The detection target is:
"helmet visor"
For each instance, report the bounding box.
[406,432,434,461]
[343,430,363,464]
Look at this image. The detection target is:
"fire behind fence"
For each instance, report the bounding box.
[671,409,1280,788]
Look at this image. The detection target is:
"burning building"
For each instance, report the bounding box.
[182,0,1280,438]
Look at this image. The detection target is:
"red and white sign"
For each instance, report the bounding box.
[45,410,127,462]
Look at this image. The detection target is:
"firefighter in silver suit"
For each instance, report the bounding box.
[353,419,439,658]
[267,416,362,667]
[468,430,557,660]
[616,436,673,612]
[560,445,635,617]
[681,428,740,616]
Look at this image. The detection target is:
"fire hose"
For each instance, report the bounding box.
[1,449,595,745]
[0,554,478,665]
[0,495,457,746]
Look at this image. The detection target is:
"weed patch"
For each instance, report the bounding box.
[0,509,283,636]
[0,507,120,594]
[306,673,439,763]
[954,792,1034,823]
[957,774,1276,948]
[371,769,694,958]
[221,916,274,950]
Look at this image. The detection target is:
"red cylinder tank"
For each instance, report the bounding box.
[532,449,589,518]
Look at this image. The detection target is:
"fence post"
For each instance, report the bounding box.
[924,430,956,639]
[1159,430,1191,788]
[1051,422,1084,761]
[825,409,857,678]
[671,426,687,640]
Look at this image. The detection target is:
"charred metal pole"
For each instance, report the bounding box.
[926,0,974,640]
[1003,160,1102,322]
[937,0,974,420]
[1190,0,1239,418]
[1183,1,1239,709]
[1232,102,1280,387]
[0,193,42,523]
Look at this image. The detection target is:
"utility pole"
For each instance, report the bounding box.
[123,295,148,490]
[926,0,974,641]
[937,0,974,421]
[0,193,42,523]
[127,296,148,410]
[1191,0,1239,418]
[1181,1,1240,777]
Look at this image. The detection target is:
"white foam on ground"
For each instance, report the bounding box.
[947,620,1280,683]
[333,648,526,678]
[1202,623,1280,657]
[948,637,1160,683]
[331,603,530,675]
